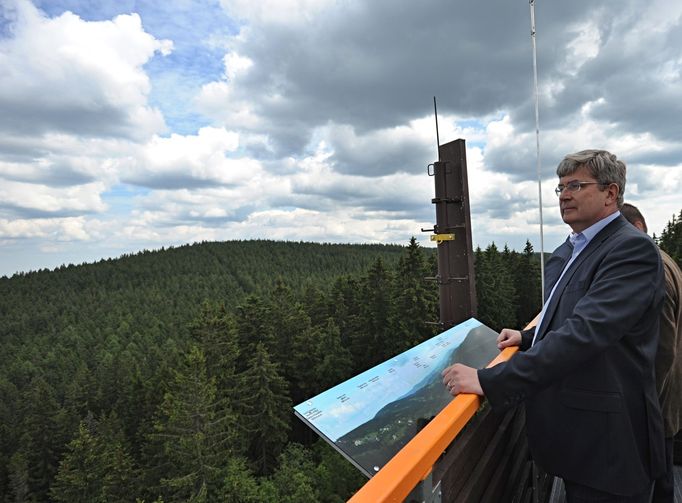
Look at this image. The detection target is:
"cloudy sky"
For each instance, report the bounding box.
[1,0,680,277]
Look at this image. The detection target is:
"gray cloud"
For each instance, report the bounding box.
[1,163,96,187]
[121,173,231,190]
[216,0,680,183]
[0,99,130,139]
[503,5,682,161]
[0,137,53,162]
[473,190,539,221]
[211,0,543,160]
[0,201,94,219]
[328,128,433,176]
[160,207,256,227]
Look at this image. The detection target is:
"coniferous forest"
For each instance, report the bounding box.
[1,211,680,503]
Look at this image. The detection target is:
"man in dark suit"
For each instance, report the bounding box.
[621,202,682,503]
[442,150,666,502]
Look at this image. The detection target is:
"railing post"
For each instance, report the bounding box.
[406,472,442,503]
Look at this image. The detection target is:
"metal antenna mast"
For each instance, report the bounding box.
[530,0,545,296]
[433,96,440,160]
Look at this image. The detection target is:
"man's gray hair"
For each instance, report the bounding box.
[556,149,626,208]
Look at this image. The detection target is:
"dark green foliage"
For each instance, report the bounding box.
[329,275,365,370]
[14,376,69,502]
[150,346,232,502]
[311,441,365,503]
[355,258,394,368]
[309,318,354,395]
[657,209,682,266]
[234,294,277,360]
[474,243,518,332]
[217,457,262,502]
[7,451,28,503]
[235,343,291,476]
[508,241,542,328]
[50,423,102,503]
[263,444,320,502]
[390,238,439,354]
[189,301,240,403]
[51,415,137,503]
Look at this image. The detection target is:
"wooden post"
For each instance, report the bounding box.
[429,139,477,328]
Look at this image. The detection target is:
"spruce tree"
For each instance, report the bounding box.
[235,343,291,475]
[311,318,353,394]
[51,423,102,503]
[217,457,263,503]
[17,376,67,502]
[0,376,20,499]
[266,443,319,503]
[390,238,438,353]
[658,210,682,266]
[301,283,331,327]
[150,346,231,502]
[97,413,139,503]
[328,276,364,374]
[513,241,542,326]
[475,243,517,331]
[234,295,276,366]
[268,279,314,387]
[8,450,29,503]
[190,301,240,400]
[51,415,137,503]
[357,258,393,368]
[50,414,137,503]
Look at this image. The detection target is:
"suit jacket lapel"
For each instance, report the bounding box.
[544,239,573,300]
[535,217,626,343]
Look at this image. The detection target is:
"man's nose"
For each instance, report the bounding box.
[559,189,572,200]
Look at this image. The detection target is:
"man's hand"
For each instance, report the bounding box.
[441,364,483,396]
[497,328,522,349]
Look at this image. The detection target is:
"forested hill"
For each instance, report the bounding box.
[0,238,436,503]
[0,239,408,341]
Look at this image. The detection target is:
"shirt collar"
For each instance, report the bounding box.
[572,210,620,246]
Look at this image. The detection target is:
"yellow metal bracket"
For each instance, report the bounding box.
[430,233,454,244]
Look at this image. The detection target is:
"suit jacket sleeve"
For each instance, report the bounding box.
[656,251,678,391]
[478,231,663,411]
[657,250,682,436]
[520,327,535,351]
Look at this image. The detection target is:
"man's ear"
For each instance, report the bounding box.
[605,183,619,206]
[634,220,646,232]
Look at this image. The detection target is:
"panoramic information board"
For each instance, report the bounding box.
[293,317,500,477]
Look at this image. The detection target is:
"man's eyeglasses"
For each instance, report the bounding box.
[554,181,601,196]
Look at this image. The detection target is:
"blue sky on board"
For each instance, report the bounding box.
[1,0,681,277]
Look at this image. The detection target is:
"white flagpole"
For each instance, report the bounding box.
[530,0,545,296]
